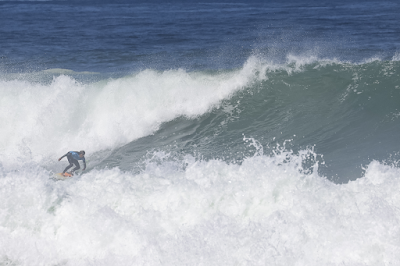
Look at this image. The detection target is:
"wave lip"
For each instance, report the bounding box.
[1,55,399,180]
[0,57,267,167]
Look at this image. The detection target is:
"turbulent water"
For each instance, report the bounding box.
[1,1,400,265]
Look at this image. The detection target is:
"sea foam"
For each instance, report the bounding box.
[1,149,400,265]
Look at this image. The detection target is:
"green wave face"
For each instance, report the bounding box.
[106,60,400,183]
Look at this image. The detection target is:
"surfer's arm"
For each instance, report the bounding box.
[82,158,86,170]
[58,152,69,161]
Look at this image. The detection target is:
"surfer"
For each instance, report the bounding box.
[58,151,86,176]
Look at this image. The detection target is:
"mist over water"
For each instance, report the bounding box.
[1,0,400,265]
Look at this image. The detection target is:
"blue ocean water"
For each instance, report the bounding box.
[1,0,400,265]
[1,0,399,73]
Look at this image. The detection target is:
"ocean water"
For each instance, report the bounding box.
[1,0,400,265]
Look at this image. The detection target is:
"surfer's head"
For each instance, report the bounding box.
[79,150,85,157]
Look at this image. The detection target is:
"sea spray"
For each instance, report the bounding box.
[1,148,400,265]
[0,58,266,168]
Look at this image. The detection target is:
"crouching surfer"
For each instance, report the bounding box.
[58,150,86,176]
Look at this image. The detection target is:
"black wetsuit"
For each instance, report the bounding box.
[60,151,86,174]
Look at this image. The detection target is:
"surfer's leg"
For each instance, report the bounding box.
[71,160,80,173]
[63,163,73,173]
[63,155,75,174]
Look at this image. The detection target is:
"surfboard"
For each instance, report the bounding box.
[53,172,73,180]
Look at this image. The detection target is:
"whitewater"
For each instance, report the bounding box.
[1,54,400,265]
[0,57,264,167]
[2,151,400,265]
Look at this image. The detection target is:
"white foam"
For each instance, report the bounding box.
[0,61,265,167]
[360,55,384,64]
[1,151,400,265]
[393,51,400,61]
